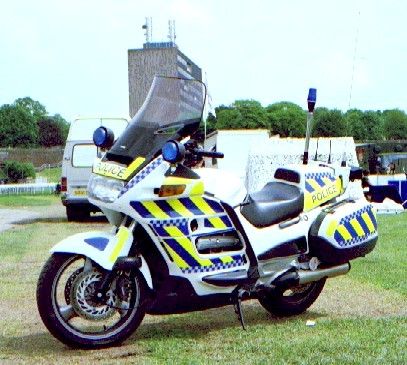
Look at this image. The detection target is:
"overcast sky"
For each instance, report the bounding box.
[1,0,406,121]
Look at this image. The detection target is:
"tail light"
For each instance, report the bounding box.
[61,177,67,192]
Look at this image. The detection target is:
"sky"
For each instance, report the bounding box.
[1,0,407,122]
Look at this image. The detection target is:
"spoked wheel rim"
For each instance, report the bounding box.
[51,255,141,341]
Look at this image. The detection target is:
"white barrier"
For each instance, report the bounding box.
[0,183,57,195]
[246,137,359,193]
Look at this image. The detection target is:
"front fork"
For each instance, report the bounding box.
[94,218,143,300]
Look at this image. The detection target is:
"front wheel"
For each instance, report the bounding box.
[258,278,326,316]
[37,253,147,348]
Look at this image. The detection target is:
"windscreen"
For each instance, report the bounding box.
[105,77,205,166]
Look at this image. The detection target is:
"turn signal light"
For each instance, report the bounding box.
[159,184,186,197]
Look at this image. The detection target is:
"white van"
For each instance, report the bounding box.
[61,117,128,221]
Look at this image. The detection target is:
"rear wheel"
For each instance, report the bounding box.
[37,253,146,348]
[66,206,90,221]
[258,278,326,316]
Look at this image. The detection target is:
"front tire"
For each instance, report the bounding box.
[258,278,326,316]
[37,253,146,348]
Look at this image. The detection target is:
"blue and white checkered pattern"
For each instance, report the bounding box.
[150,218,189,228]
[181,256,245,274]
[305,172,336,181]
[337,235,368,247]
[150,218,190,236]
[118,157,164,198]
[339,205,371,224]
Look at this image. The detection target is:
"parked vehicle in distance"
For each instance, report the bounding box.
[61,117,128,221]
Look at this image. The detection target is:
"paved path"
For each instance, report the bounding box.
[0,209,41,232]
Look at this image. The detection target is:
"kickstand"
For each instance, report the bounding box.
[233,291,247,331]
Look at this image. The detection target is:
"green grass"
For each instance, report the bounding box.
[37,166,61,183]
[0,194,59,206]
[350,214,407,295]
[0,205,405,364]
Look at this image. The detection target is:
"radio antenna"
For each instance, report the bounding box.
[142,17,152,44]
[314,139,319,161]
[327,140,332,164]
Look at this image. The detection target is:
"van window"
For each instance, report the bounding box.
[68,118,128,141]
[72,144,97,167]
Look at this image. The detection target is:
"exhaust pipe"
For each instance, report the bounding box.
[262,263,351,291]
[298,262,351,284]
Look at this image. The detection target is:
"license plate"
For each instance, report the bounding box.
[73,189,87,196]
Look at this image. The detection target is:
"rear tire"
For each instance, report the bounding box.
[258,278,326,316]
[37,253,146,348]
[66,206,90,221]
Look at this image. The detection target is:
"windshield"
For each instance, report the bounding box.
[105,77,205,167]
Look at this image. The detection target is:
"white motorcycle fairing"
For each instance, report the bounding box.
[50,227,153,289]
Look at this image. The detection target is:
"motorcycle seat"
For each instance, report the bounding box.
[241,182,304,227]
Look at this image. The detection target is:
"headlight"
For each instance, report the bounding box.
[87,174,124,203]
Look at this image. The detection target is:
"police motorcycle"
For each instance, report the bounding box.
[37,76,378,348]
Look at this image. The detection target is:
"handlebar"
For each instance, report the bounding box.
[184,139,224,160]
[197,151,224,159]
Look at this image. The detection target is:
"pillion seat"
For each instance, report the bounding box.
[241,182,304,227]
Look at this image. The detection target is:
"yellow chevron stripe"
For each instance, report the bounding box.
[190,197,215,215]
[326,220,338,236]
[208,217,227,229]
[167,199,195,217]
[362,212,375,233]
[164,226,213,266]
[109,227,130,263]
[321,177,334,186]
[162,176,194,186]
[123,157,146,179]
[142,201,169,219]
[162,242,189,269]
[350,218,365,236]
[220,256,234,264]
[307,179,322,191]
[175,236,213,266]
[190,181,204,196]
[337,225,352,241]
[164,226,186,238]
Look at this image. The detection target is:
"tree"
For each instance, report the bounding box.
[192,112,216,143]
[265,102,306,137]
[14,97,47,121]
[54,113,70,142]
[37,114,69,147]
[360,111,383,140]
[345,109,365,140]
[0,104,39,147]
[383,109,407,139]
[345,109,383,140]
[312,108,347,137]
[214,100,269,130]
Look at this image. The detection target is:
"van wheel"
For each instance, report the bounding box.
[66,206,90,222]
